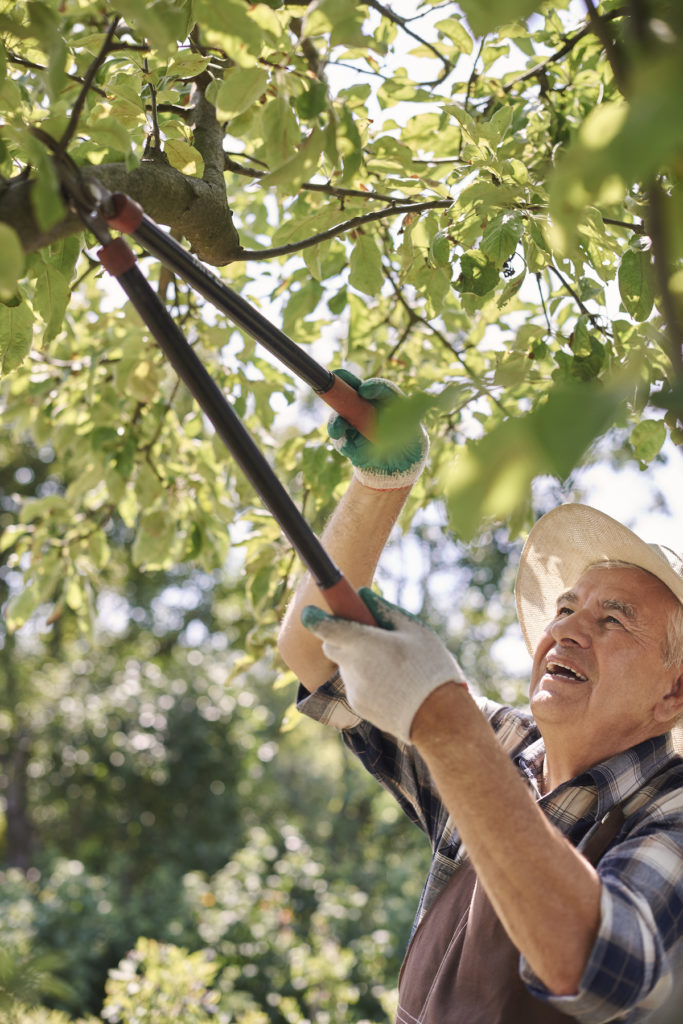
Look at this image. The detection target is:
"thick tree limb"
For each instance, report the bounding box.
[0,160,243,266]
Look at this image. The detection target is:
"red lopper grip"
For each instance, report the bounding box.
[323,374,377,440]
[320,576,377,626]
[97,237,137,276]
[107,192,144,234]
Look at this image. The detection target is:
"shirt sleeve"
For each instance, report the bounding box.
[297,675,533,849]
[297,671,447,844]
[519,791,683,1024]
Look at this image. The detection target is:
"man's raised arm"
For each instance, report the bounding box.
[277,371,429,693]
[277,478,411,691]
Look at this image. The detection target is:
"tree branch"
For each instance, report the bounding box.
[224,151,442,204]
[548,263,612,340]
[57,16,121,154]
[1,158,243,265]
[237,199,451,261]
[6,50,108,98]
[365,0,453,85]
[503,8,626,92]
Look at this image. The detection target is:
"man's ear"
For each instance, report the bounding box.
[654,672,683,725]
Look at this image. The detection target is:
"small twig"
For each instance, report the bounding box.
[144,57,162,153]
[7,50,108,97]
[503,8,626,93]
[224,152,420,204]
[458,37,485,159]
[536,272,552,334]
[140,381,182,461]
[464,37,485,114]
[548,263,611,338]
[603,216,645,234]
[57,16,121,154]
[366,0,453,85]
[382,261,503,406]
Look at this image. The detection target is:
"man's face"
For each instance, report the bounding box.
[530,564,683,761]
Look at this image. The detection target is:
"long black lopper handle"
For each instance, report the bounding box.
[106,193,377,440]
[97,237,376,625]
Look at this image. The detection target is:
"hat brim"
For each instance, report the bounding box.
[515,503,683,656]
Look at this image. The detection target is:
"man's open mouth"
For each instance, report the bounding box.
[546,661,588,682]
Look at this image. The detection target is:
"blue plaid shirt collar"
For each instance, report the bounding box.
[516,731,677,818]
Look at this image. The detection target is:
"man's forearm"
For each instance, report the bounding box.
[410,683,602,997]
[277,478,411,691]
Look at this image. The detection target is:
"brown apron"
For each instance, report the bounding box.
[396,804,626,1024]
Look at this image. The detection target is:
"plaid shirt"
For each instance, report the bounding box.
[298,672,683,1024]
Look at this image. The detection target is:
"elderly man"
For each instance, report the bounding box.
[277,382,683,1024]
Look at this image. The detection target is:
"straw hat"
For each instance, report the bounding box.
[515,503,683,753]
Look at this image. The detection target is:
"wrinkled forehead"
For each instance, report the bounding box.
[568,561,680,610]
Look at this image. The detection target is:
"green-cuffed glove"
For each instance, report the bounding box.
[302,588,468,744]
[328,369,429,490]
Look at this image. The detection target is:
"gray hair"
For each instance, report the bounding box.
[662,600,683,671]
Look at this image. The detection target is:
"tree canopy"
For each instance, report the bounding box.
[1,0,682,635]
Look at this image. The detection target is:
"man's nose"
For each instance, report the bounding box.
[549,611,592,647]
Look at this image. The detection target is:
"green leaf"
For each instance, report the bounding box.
[21,133,68,232]
[262,96,301,169]
[336,107,362,182]
[349,234,384,297]
[0,223,25,300]
[214,67,268,121]
[0,297,33,373]
[132,510,177,570]
[618,248,654,322]
[458,0,542,38]
[444,376,631,538]
[47,235,81,280]
[259,129,325,194]
[33,265,70,344]
[480,214,523,267]
[630,419,666,463]
[415,262,452,316]
[107,0,190,53]
[167,51,212,78]
[435,18,473,54]
[85,115,134,158]
[429,230,451,268]
[455,250,499,295]
[164,138,204,176]
[196,0,265,63]
[295,80,328,120]
[5,586,41,632]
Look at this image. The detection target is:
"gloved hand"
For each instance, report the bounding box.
[301,588,468,744]
[328,369,429,490]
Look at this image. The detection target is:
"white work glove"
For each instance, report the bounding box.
[328,370,429,490]
[301,588,468,744]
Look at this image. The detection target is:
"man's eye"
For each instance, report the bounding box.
[557,606,573,616]
[605,615,623,626]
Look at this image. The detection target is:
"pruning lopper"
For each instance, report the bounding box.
[52,146,377,625]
